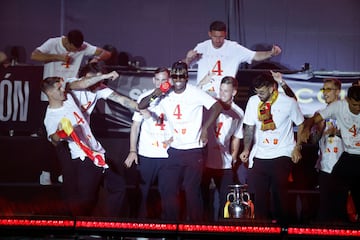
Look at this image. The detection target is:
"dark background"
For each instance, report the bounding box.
[1,0,359,71]
[0,0,359,226]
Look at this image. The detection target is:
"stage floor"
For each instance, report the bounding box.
[0,184,359,240]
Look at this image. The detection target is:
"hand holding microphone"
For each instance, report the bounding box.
[138,80,172,110]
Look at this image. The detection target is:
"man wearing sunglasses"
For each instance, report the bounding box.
[139,61,222,221]
[301,85,360,223]
[312,78,346,222]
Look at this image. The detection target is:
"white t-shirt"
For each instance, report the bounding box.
[132,89,171,158]
[37,36,97,80]
[319,100,360,155]
[316,118,344,173]
[66,77,113,122]
[159,84,217,150]
[44,94,105,161]
[206,102,244,169]
[243,93,304,168]
[193,39,255,97]
[38,37,97,100]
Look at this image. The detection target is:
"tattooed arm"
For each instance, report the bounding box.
[107,91,138,111]
[239,124,255,163]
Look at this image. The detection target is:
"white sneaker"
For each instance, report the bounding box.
[58,175,63,183]
[39,171,52,185]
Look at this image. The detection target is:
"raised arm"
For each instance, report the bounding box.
[68,71,119,90]
[183,49,202,66]
[271,70,297,100]
[89,47,111,63]
[138,81,172,110]
[252,45,282,62]
[107,92,138,111]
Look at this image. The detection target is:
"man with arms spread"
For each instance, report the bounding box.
[184,21,281,97]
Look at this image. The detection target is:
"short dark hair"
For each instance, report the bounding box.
[67,30,84,48]
[78,62,107,78]
[41,77,62,93]
[209,21,227,32]
[347,86,360,101]
[171,61,188,78]
[253,72,277,89]
[154,67,170,76]
[221,76,238,89]
[323,78,341,89]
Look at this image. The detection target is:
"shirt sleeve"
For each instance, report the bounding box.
[243,96,258,126]
[83,42,97,56]
[37,38,57,53]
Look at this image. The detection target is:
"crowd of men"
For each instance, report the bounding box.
[27,20,360,226]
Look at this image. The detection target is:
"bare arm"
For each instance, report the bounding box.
[271,70,297,100]
[291,122,304,163]
[124,121,141,168]
[31,49,67,63]
[197,72,215,89]
[49,132,62,146]
[300,113,324,144]
[252,45,282,62]
[107,92,138,111]
[89,47,111,63]
[183,49,202,66]
[230,137,241,166]
[200,102,223,145]
[68,71,119,90]
[138,88,163,110]
[239,124,255,162]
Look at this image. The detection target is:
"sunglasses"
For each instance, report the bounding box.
[320,88,338,92]
[171,74,187,79]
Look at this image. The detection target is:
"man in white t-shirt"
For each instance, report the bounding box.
[301,85,360,223]
[239,72,304,226]
[310,78,345,222]
[41,76,126,217]
[31,29,111,83]
[39,62,138,185]
[153,61,222,222]
[184,21,281,98]
[201,76,244,221]
[31,29,111,184]
[124,67,172,219]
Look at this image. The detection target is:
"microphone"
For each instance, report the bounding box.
[138,80,172,110]
[160,80,171,93]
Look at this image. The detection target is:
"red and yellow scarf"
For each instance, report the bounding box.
[258,90,278,131]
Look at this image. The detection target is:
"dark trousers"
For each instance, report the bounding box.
[158,147,204,222]
[201,167,235,221]
[332,152,360,221]
[248,156,292,225]
[136,155,166,219]
[57,145,126,217]
[317,170,348,222]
